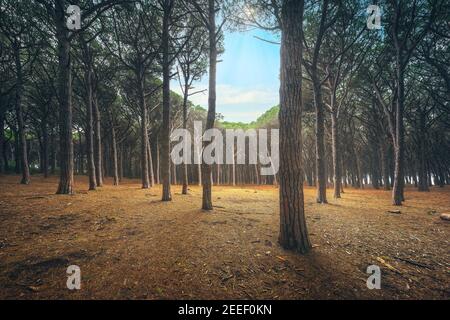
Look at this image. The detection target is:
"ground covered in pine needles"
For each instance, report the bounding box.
[0,174,448,300]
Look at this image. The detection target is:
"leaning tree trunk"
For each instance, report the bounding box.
[55,1,74,194]
[147,138,155,187]
[201,0,217,210]
[278,0,311,254]
[14,45,30,185]
[331,110,341,198]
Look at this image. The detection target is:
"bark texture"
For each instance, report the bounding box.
[278,0,311,254]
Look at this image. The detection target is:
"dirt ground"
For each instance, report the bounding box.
[0,174,448,300]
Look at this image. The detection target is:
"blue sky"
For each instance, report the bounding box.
[172,29,281,123]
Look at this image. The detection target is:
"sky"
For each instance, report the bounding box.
[172,29,281,123]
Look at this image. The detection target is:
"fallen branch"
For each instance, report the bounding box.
[394,257,433,270]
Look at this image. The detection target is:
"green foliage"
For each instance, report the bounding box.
[216,105,280,129]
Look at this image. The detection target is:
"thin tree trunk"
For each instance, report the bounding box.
[156,137,160,184]
[147,137,155,187]
[14,44,30,185]
[42,120,49,178]
[313,78,327,203]
[82,46,97,190]
[138,73,150,189]
[118,144,123,181]
[417,112,429,191]
[201,0,217,210]
[50,128,56,174]
[0,110,5,173]
[111,118,119,186]
[392,64,405,205]
[93,93,103,187]
[331,110,341,198]
[196,142,202,185]
[182,79,189,194]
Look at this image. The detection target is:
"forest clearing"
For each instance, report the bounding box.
[1,0,449,305]
[0,175,448,300]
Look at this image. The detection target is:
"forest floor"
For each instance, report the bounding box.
[0,174,449,300]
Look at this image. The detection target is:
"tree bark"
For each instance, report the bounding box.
[161,0,173,201]
[417,112,429,191]
[110,116,119,186]
[13,44,30,185]
[93,93,103,187]
[182,78,189,195]
[138,73,150,189]
[201,0,217,210]
[55,1,74,194]
[278,0,311,254]
[81,41,97,190]
[392,64,405,205]
[313,78,327,203]
[0,110,5,173]
[331,110,341,198]
[380,141,390,190]
[50,128,56,174]
[156,137,160,184]
[41,119,49,178]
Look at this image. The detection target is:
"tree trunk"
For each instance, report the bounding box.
[42,120,49,178]
[182,79,189,195]
[392,64,405,205]
[83,53,96,190]
[201,0,217,210]
[356,154,364,189]
[55,1,74,194]
[417,112,429,191]
[331,110,341,198]
[0,110,5,173]
[161,1,173,201]
[93,93,103,187]
[313,78,327,203]
[12,128,19,173]
[371,142,380,189]
[14,45,30,185]
[380,141,390,190]
[50,128,56,174]
[118,144,123,181]
[278,0,311,254]
[111,117,119,186]
[138,73,150,189]
[147,137,155,187]
[156,137,160,184]
[196,142,202,185]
